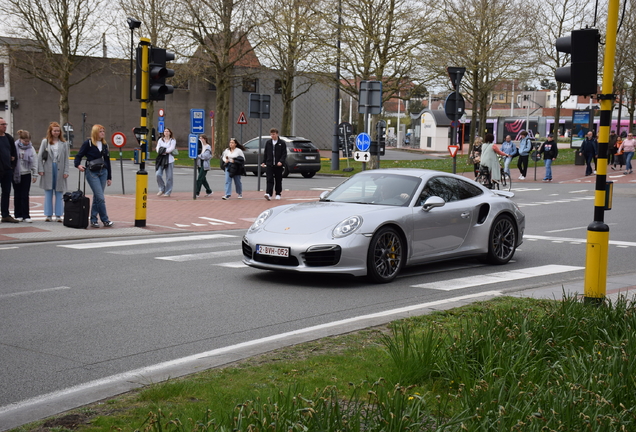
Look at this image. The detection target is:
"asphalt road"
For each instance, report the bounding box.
[1,182,635,428]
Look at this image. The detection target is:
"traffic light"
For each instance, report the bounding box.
[555,28,599,95]
[148,47,175,101]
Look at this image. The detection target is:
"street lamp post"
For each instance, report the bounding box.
[127,17,142,102]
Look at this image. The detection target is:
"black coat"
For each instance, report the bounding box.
[74,139,112,180]
[0,133,17,175]
[263,139,287,166]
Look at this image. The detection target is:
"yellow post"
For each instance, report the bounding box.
[134,38,151,227]
[584,0,619,302]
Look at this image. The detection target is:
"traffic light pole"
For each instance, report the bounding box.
[584,0,619,303]
[135,38,151,227]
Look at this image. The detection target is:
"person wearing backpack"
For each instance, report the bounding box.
[516,131,532,180]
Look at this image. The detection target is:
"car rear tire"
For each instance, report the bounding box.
[301,171,316,178]
[367,227,404,283]
[282,163,289,178]
[486,214,517,264]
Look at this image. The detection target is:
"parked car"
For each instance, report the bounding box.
[242,168,525,283]
[242,136,321,178]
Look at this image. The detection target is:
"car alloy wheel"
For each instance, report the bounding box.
[367,226,404,283]
[487,214,517,264]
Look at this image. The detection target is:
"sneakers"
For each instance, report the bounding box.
[275,195,281,200]
[205,192,213,197]
[56,217,62,223]
[237,194,243,199]
[163,193,171,197]
[45,217,52,222]
[157,191,164,196]
[1,216,19,223]
[611,165,616,171]
[90,222,100,228]
[222,195,229,200]
[23,218,32,223]
[103,221,114,227]
[518,175,525,180]
[264,193,271,201]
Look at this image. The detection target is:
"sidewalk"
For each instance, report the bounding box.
[1,156,634,244]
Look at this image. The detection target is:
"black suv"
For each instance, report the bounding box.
[243,136,321,178]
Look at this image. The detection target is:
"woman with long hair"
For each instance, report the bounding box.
[221,138,246,200]
[74,124,114,227]
[156,127,176,197]
[38,122,69,222]
[13,130,38,222]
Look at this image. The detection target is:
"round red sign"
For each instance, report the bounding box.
[111,132,127,148]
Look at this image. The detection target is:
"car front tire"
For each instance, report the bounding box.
[366,226,404,283]
[486,214,517,264]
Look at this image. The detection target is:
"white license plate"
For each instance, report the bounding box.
[305,155,316,160]
[256,245,290,257]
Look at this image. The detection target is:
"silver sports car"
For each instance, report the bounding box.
[242,169,525,283]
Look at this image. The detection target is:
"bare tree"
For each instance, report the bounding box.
[428,0,532,146]
[6,0,107,126]
[171,0,259,157]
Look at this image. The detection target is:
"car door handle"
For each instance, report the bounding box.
[461,212,470,218]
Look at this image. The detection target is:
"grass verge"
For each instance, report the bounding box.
[15,294,636,432]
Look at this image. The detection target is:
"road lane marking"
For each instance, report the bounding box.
[216,261,247,268]
[0,286,71,299]
[156,249,244,262]
[59,234,236,249]
[107,241,241,255]
[411,265,583,290]
[525,234,636,247]
[199,217,236,225]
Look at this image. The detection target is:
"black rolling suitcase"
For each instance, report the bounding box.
[63,171,90,229]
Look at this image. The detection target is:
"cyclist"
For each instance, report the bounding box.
[479,133,507,185]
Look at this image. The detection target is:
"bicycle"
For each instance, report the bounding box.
[475,162,512,191]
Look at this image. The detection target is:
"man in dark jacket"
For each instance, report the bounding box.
[261,128,287,200]
[538,133,559,182]
[579,131,598,176]
[0,117,19,223]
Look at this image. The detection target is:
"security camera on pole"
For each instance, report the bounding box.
[444,67,466,174]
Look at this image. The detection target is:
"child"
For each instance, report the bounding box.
[13,130,38,222]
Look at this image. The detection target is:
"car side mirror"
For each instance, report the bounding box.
[422,196,445,212]
[319,191,330,201]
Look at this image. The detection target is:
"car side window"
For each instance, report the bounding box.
[454,177,483,199]
[244,139,259,150]
[419,177,464,205]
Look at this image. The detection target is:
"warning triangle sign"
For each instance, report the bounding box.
[448,145,459,158]
[237,112,248,125]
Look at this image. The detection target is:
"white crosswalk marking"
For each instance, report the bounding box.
[156,249,244,262]
[60,234,236,249]
[199,217,236,225]
[411,265,583,290]
[216,261,247,268]
[525,234,636,247]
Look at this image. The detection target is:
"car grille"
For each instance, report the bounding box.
[242,241,252,258]
[253,254,300,266]
[303,245,342,267]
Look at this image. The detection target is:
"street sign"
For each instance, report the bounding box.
[190,109,205,134]
[358,81,383,115]
[158,119,165,134]
[444,92,465,121]
[249,93,271,119]
[111,132,127,148]
[355,133,371,152]
[188,134,198,159]
[354,151,371,162]
[448,145,459,158]
[158,108,165,117]
[447,67,466,90]
[63,122,73,131]
[209,110,215,119]
[237,112,248,124]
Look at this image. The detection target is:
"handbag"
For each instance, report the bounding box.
[87,157,105,171]
[172,148,179,156]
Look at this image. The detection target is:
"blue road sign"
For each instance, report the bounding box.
[356,133,371,152]
[190,109,205,134]
[158,119,165,134]
[189,134,198,159]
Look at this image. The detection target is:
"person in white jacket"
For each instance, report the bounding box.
[196,134,213,197]
[156,127,177,197]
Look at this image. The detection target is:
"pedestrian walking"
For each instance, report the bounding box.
[612,135,625,171]
[617,132,635,174]
[74,124,114,228]
[12,130,38,222]
[501,135,517,175]
[516,131,532,180]
[38,122,70,222]
[469,136,483,177]
[156,127,176,197]
[579,131,598,176]
[538,133,559,182]
[262,128,287,200]
[0,117,19,223]
[196,134,214,197]
[221,138,246,200]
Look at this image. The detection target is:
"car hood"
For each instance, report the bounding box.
[262,201,390,235]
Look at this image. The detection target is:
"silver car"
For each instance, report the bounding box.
[242,169,525,283]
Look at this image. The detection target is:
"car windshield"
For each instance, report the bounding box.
[324,173,421,206]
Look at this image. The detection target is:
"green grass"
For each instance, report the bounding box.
[15,294,636,432]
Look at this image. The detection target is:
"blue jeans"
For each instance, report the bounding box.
[44,162,64,217]
[156,163,174,194]
[544,159,553,180]
[625,151,634,171]
[224,169,242,197]
[85,167,110,224]
[503,156,513,175]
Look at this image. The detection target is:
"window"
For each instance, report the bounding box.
[0,64,4,87]
[242,78,258,93]
[275,79,282,94]
[499,93,505,100]
[419,176,482,205]
[208,78,216,91]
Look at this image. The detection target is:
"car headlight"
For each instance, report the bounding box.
[249,209,273,232]
[332,216,362,238]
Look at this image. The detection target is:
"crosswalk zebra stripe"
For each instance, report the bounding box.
[60,234,236,249]
[156,249,244,262]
